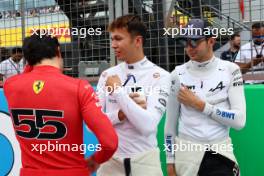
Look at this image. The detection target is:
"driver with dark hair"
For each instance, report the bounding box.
[3,32,118,176]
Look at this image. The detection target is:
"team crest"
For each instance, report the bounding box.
[33,80,45,94]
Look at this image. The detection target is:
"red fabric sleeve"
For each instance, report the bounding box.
[78,80,118,163]
[23,64,33,73]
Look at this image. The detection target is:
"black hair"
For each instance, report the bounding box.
[22,31,60,66]
[108,14,147,44]
[11,47,22,54]
[252,22,264,29]
[230,33,240,40]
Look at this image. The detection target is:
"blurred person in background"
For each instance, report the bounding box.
[221,33,241,62]
[0,47,24,86]
[235,22,264,83]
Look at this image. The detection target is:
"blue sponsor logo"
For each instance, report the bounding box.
[216,109,235,120]
[216,109,221,115]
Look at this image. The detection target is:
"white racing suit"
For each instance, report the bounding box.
[97,57,170,176]
[165,56,246,176]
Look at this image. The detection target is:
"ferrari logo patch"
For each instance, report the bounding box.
[33,80,45,94]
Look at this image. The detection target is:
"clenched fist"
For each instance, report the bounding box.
[178,86,205,112]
